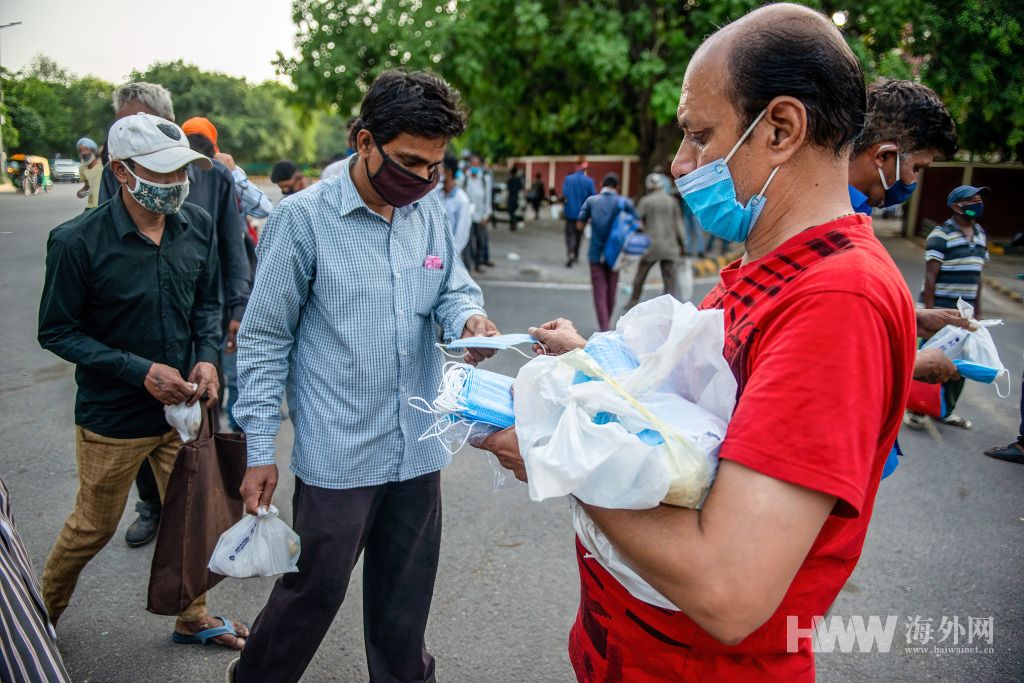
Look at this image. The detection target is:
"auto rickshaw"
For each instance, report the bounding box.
[7,154,51,195]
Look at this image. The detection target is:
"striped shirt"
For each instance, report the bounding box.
[0,478,71,682]
[235,159,487,489]
[923,217,989,308]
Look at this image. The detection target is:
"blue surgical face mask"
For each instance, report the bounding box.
[953,359,1010,397]
[409,363,516,455]
[884,179,917,207]
[575,333,639,383]
[674,109,781,243]
[445,333,536,352]
[878,149,918,207]
[458,366,516,428]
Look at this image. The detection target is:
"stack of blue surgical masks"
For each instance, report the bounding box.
[409,362,516,454]
[576,333,664,446]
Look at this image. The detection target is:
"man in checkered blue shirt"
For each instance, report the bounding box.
[231,70,498,683]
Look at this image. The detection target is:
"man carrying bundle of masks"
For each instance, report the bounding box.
[479,5,916,681]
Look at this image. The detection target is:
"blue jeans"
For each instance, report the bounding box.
[221,343,239,431]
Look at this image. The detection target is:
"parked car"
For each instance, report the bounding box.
[52,158,80,182]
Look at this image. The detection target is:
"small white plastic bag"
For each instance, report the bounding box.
[163,384,201,442]
[208,505,301,578]
[919,298,1007,395]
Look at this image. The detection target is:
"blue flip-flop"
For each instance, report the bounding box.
[172,616,245,647]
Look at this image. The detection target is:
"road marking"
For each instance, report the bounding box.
[479,277,718,291]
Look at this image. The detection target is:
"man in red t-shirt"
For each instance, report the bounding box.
[480,4,916,681]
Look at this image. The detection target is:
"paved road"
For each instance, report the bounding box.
[1,184,1021,682]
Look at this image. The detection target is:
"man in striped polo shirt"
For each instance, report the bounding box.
[910,185,992,430]
[922,185,991,314]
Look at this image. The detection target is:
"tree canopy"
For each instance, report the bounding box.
[2,57,350,166]
[4,1,1020,168]
[281,0,1024,166]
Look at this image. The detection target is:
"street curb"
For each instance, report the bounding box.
[983,276,1024,305]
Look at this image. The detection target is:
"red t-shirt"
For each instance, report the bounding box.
[569,215,916,682]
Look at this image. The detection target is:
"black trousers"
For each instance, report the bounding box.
[470,221,491,268]
[564,217,581,261]
[235,471,442,683]
[135,460,161,511]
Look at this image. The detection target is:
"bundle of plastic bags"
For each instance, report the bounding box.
[920,298,1009,397]
[515,295,736,510]
[208,505,301,578]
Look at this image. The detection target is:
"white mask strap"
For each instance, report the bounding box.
[724,109,768,165]
[756,166,781,198]
[876,144,899,190]
[994,369,1011,399]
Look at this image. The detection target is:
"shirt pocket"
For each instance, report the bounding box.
[164,264,204,312]
[413,268,445,317]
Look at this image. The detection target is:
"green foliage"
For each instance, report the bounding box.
[281,0,1023,165]
[128,61,320,164]
[2,56,350,166]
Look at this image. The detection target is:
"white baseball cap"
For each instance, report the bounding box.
[107,113,213,172]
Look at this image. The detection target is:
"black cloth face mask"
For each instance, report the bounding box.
[364,137,438,207]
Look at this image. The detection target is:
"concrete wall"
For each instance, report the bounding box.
[508,155,644,200]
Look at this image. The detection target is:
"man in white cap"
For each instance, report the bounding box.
[37,113,249,650]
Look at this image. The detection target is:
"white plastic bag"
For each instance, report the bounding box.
[514,295,736,510]
[572,499,679,610]
[919,299,1007,392]
[163,387,201,442]
[208,505,301,578]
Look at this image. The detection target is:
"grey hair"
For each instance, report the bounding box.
[112,82,175,121]
[646,173,664,191]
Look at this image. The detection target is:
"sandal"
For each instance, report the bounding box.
[941,414,972,430]
[172,615,246,649]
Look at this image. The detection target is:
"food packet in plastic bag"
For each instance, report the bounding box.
[208,505,301,578]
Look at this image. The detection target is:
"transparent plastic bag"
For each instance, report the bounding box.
[208,505,301,578]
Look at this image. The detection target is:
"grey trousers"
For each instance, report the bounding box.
[626,259,678,310]
[234,471,442,683]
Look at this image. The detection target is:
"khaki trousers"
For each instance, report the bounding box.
[43,427,207,622]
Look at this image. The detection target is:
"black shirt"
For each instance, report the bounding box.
[100,159,250,322]
[38,193,222,438]
[506,174,524,206]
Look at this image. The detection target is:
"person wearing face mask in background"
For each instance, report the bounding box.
[479,6,916,680]
[904,185,993,431]
[75,137,103,210]
[230,70,499,683]
[38,113,252,651]
[269,159,309,196]
[437,152,474,270]
[463,152,495,272]
[847,78,967,465]
[183,117,272,433]
[98,82,252,550]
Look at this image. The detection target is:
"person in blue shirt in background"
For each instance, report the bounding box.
[846,77,968,475]
[562,157,596,267]
[578,173,636,332]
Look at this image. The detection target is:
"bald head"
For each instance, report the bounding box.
[693,2,865,156]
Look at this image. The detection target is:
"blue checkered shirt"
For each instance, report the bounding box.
[235,160,486,488]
